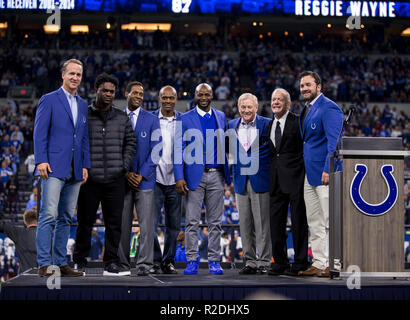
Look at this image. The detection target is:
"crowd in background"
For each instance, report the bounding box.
[0,31,409,103]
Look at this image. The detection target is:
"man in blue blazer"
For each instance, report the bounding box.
[152,85,183,274]
[227,93,272,275]
[297,71,344,278]
[118,81,162,276]
[174,83,230,275]
[34,59,90,277]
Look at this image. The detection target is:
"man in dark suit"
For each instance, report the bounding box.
[268,88,309,276]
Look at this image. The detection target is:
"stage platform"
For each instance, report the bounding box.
[1,264,410,300]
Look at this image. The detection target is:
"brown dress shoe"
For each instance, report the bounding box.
[298,265,322,276]
[60,265,84,277]
[38,265,53,277]
[317,267,330,278]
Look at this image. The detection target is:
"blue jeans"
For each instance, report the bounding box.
[153,183,182,266]
[36,168,82,268]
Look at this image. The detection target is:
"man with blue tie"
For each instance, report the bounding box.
[152,86,182,274]
[174,83,230,275]
[228,93,272,275]
[297,71,344,277]
[118,81,162,276]
[34,59,90,277]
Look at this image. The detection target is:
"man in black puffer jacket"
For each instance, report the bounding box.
[73,73,136,276]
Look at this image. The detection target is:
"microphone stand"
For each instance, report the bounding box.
[333,105,356,171]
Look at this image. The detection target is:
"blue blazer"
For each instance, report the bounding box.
[228,115,271,194]
[174,107,231,190]
[34,87,90,181]
[299,94,344,186]
[129,108,162,190]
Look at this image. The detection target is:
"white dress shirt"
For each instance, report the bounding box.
[237,116,257,152]
[61,86,78,126]
[270,110,289,147]
[156,109,177,185]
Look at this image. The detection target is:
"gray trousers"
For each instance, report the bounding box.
[236,179,271,268]
[118,187,155,270]
[185,170,224,262]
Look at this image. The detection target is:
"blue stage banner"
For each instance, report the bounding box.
[0,0,409,18]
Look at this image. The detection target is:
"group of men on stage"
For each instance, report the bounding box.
[33,58,343,278]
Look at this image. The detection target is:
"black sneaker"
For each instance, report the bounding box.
[239,265,257,275]
[117,264,131,276]
[103,263,121,276]
[161,263,178,274]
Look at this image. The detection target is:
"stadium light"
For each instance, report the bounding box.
[252,22,257,27]
[284,31,289,36]
[43,25,60,34]
[106,23,111,30]
[121,23,171,32]
[70,25,89,34]
[401,28,410,36]
[0,22,7,29]
[327,24,332,28]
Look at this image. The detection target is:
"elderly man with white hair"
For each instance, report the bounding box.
[227,93,272,275]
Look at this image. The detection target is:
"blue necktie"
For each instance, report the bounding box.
[129,111,135,130]
[204,113,211,120]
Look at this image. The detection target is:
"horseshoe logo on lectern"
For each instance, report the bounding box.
[350,164,398,216]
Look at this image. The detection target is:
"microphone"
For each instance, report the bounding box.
[344,105,357,125]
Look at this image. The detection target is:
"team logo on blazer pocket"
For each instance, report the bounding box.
[141,131,147,138]
[311,123,316,130]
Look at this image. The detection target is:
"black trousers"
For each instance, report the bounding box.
[269,177,309,268]
[73,176,125,266]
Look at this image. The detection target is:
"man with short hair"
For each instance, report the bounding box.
[118,81,162,276]
[227,93,272,275]
[0,209,38,274]
[152,85,182,274]
[268,88,309,276]
[34,59,90,277]
[297,71,344,277]
[174,83,230,275]
[73,73,136,276]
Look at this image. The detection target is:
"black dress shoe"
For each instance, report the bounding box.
[161,263,178,274]
[258,266,269,274]
[149,264,161,274]
[137,267,149,276]
[284,264,309,276]
[268,263,289,276]
[239,265,257,275]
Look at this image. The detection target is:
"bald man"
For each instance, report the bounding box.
[174,83,231,275]
[152,86,183,274]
